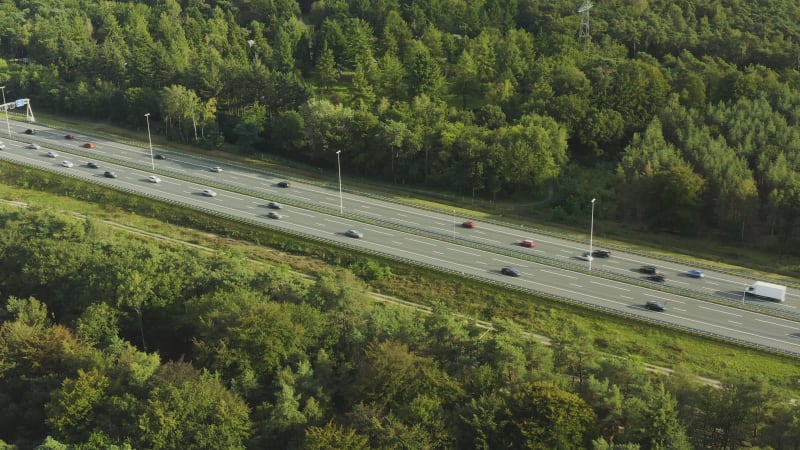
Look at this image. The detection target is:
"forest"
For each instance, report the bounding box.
[0,204,798,449]
[1,0,800,250]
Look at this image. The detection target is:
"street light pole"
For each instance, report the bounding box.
[336,150,343,214]
[0,86,11,137]
[589,198,596,271]
[144,113,154,171]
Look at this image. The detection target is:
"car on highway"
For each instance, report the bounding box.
[87,162,99,169]
[267,202,282,209]
[60,161,74,168]
[46,150,58,157]
[147,175,162,183]
[648,274,666,282]
[83,142,96,148]
[592,250,612,258]
[639,266,659,275]
[520,239,536,248]
[501,267,520,277]
[210,166,223,173]
[202,189,217,197]
[28,143,41,150]
[644,300,665,312]
[277,181,291,188]
[578,252,594,261]
[25,128,36,135]
[688,269,704,278]
[267,211,282,220]
[345,229,364,239]
[155,154,167,160]
[462,221,476,228]
[104,171,117,178]
[0,142,5,150]
[64,134,75,140]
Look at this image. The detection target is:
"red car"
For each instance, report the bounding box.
[83,142,96,148]
[520,239,536,248]
[64,134,75,140]
[461,221,476,228]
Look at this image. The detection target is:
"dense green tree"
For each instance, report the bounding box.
[316,45,338,91]
[303,421,370,450]
[136,362,250,450]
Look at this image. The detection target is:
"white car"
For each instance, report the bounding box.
[0,141,5,149]
[46,151,58,158]
[210,166,223,173]
[578,252,594,261]
[202,189,217,197]
[28,143,41,150]
[60,161,74,168]
[147,175,162,183]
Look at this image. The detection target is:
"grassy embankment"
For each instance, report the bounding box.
[0,158,798,399]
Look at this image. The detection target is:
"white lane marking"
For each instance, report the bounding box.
[541,269,578,280]
[698,305,742,317]
[447,247,483,257]
[315,223,327,227]
[591,281,630,291]
[364,227,393,236]
[433,251,444,255]
[290,210,315,218]
[643,292,683,303]
[492,258,528,268]
[406,238,437,247]
[570,283,583,288]
[475,261,486,265]
[674,308,686,312]
[397,213,408,217]
[671,280,688,286]
[706,281,719,286]
[621,295,633,300]
[729,321,742,325]
[755,318,798,330]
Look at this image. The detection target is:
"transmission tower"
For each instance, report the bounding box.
[578,0,593,51]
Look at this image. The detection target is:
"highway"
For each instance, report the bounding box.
[1,120,799,355]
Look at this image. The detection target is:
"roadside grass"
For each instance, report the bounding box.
[0,165,798,399]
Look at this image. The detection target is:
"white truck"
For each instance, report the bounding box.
[745,281,787,302]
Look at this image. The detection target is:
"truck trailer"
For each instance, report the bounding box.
[745,281,787,302]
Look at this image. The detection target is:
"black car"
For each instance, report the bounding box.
[277,181,291,188]
[104,171,118,178]
[155,154,167,160]
[592,250,612,258]
[87,162,100,169]
[24,128,36,135]
[645,300,665,312]
[501,267,520,277]
[648,274,666,282]
[639,266,659,275]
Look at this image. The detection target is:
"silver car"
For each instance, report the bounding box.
[345,229,364,239]
[202,189,217,197]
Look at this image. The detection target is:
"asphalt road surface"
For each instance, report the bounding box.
[1,120,799,355]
